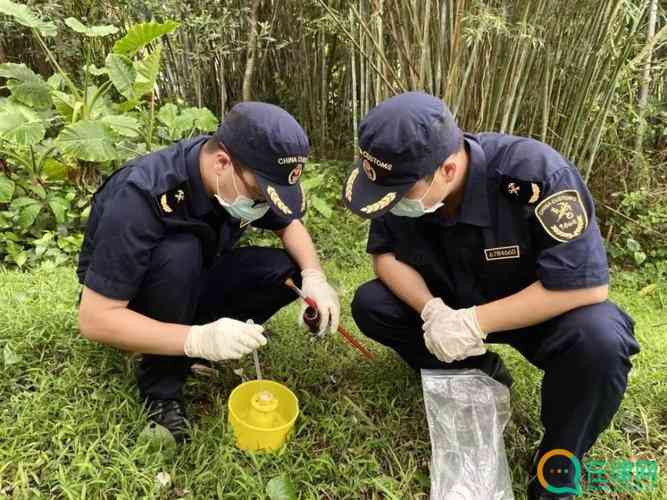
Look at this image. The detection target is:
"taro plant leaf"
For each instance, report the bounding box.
[46,73,65,90]
[64,17,118,37]
[181,106,218,132]
[157,103,178,129]
[0,62,52,109]
[0,0,57,37]
[42,158,68,180]
[105,53,137,101]
[266,475,298,500]
[18,202,42,228]
[0,106,47,145]
[0,174,15,203]
[112,20,179,56]
[56,120,118,161]
[100,114,141,138]
[48,196,69,224]
[133,44,162,97]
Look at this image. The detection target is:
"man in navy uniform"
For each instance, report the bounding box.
[77,102,340,443]
[342,92,639,499]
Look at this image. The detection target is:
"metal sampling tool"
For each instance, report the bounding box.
[284,277,374,360]
[248,319,263,381]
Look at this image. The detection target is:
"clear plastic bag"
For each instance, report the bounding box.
[421,369,514,500]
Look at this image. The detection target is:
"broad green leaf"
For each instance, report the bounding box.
[29,182,46,200]
[626,238,641,252]
[105,53,136,101]
[7,78,52,108]
[64,17,118,37]
[181,106,218,132]
[42,158,68,180]
[18,202,41,228]
[0,63,52,109]
[0,175,15,203]
[113,20,179,56]
[266,475,297,500]
[0,62,38,81]
[100,114,140,138]
[46,73,65,89]
[133,44,162,97]
[174,113,195,138]
[157,103,178,129]
[0,108,46,145]
[0,0,57,37]
[0,212,9,228]
[48,197,68,224]
[634,251,647,266]
[10,196,37,210]
[56,120,118,161]
[14,251,28,267]
[51,90,77,119]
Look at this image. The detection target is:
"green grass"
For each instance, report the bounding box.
[0,260,665,499]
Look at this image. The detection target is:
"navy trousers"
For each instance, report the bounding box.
[127,233,300,401]
[351,278,640,491]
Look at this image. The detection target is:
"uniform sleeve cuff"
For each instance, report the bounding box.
[538,269,609,291]
[84,268,137,300]
[366,243,394,255]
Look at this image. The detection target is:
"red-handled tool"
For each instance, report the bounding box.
[284,277,374,360]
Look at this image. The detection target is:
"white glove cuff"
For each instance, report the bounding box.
[184,325,203,358]
[301,268,326,281]
[421,297,444,323]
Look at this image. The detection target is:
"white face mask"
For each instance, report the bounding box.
[214,169,270,222]
[390,175,444,218]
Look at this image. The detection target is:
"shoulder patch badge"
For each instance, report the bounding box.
[156,184,187,216]
[535,189,588,242]
[500,175,542,204]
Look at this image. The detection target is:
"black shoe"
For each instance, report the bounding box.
[527,449,574,500]
[527,479,573,500]
[481,351,514,389]
[146,399,190,444]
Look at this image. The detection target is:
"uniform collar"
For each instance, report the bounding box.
[457,134,491,227]
[185,136,216,217]
[422,134,490,227]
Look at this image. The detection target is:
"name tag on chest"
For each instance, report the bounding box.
[484,245,520,261]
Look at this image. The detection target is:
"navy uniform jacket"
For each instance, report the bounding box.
[77,136,292,301]
[367,133,609,309]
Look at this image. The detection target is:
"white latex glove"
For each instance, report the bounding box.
[420,297,487,363]
[184,317,267,361]
[299,268,341,335]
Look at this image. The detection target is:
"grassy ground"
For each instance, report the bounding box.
[0,260,665,499]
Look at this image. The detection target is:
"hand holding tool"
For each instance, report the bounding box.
[285,277,374,360]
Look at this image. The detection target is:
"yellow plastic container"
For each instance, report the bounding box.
[228,380,299,451]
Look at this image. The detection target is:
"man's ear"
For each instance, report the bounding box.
[438,158,457,183]
[211,145,233,176]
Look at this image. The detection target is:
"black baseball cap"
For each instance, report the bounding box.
[215,102,309,219]
[342,91,463,219]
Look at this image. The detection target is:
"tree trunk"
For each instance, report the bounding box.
[635,0,658,185]
[242,0,261,101]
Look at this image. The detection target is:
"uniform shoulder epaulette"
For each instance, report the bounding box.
[500,175,543,205]
[155,182,188,216]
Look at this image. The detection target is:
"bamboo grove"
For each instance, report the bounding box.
[1,0,665,186]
